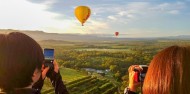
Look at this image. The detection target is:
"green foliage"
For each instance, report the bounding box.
[66,77,96,89]
[110,65,118,72]
[40,39,190,94]
[102,86,118,94]
[99,82,113,91]
[65,76,91,86]
[59,68,87,83]
[41,88,54,94]
[114,71,121,81]
[67,76,117,94]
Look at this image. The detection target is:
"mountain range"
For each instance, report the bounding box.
[0,29,190,42]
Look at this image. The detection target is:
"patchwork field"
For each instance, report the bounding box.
[41,68,118,94]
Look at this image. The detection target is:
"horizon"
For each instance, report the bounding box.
[1,29,190,39]
[0,0,189,38]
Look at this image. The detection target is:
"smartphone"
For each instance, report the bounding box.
[44,48,54,68]
[134,65,148,82]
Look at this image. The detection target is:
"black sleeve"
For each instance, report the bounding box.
[47,70,69,94]
[32,76,44,94]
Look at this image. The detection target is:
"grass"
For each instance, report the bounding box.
[41,67,88,93]
[60,68,88,83]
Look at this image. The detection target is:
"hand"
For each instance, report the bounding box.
[128,65,142,92]
[53,60,59,73]
[41,64,50,79]
[41,60,59,79]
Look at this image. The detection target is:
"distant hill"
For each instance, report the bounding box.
[166,35,190,40]
[0,29,190,42]
[0,29,116,42]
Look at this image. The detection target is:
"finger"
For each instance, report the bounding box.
[128,65,139,72]
[128,65,134,72]
[54,61,59,68]
[139,66,143,71]
[41,64,45,70]
[42,67,50,79]
[53,60,59,73]
[134,67,142,71]
[53,60,56,64]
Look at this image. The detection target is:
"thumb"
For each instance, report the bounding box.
[42,67,50,79]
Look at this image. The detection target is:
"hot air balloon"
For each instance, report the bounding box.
[75,6,91,26]
[115,32,119,36]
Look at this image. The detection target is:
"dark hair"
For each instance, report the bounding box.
[143,46,190,94]
[0,32,44,91]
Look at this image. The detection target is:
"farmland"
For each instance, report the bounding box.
[39,39,190,94]
[41,68,118,94]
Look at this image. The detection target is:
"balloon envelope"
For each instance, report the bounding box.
[75,6,91,26]
[115,32,119,36]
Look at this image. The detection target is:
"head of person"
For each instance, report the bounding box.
[143,46,190,94]
[0,32,44,92]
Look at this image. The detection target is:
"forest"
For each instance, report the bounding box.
[39,39,190,94]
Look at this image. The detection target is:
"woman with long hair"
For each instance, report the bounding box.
[125,46,190,94]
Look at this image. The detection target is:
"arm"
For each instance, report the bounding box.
[47,70,69,94]
[125,65,142,94]
[47,60,69,94]
[32,76,44,93]
[33,61,69,94]
[32,66,49,93]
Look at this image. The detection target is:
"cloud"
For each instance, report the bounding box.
[0,0,56,29]
[26,0,187,24]
[124,28,169,38]
[82,20,110,34]
[0,0,80,33]
[1,0,189,37]
[108,16,117,20]
[117,11,135,19]
[82,2,151,25]
[168,10,179,14]
[118,11,134,18]
[105,2,151,24]
[27,0,55,4]
[150,2,186,15]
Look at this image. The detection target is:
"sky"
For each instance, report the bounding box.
[0,0,189,38]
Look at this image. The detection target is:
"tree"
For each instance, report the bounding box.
[114,71,121,81]
[110,65,118,72]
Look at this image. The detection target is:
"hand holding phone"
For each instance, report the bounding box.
[134,65,148,82]
[44,48,54,69]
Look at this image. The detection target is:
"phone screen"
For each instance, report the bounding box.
[44,49,54,60]
[139,65,148,82]
[141,66,148,73]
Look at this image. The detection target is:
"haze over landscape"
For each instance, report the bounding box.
[0,29,190,42]
[0,0,189,38]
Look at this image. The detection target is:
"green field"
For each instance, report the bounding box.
[41,68,87,93]
[41,68,118,94]
[39,40,190,94]
[60,68,88,83]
